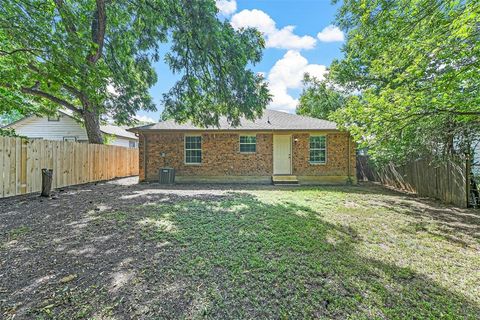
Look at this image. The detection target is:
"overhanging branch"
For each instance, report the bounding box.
[0,48,44,56]
[20,87,80,113]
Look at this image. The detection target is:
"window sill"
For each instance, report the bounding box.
[239,152,256,154]
[185,163,202,166]
[309,162,326,165]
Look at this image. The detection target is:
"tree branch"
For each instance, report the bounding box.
[0,48,43,56]
[87,0,107,64]
[53,0,77,34]
[26,63,86,104]
[19,86,80,113]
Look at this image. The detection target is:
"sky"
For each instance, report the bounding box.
[136,0,345,123]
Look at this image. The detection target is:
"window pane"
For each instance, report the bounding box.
[239,136,256,153]
[185,136,202,163]
[240,143,256,153]
[309,136,326,163]
[186,136,201,149]
[310,136,325,149]
[186,150,201,163]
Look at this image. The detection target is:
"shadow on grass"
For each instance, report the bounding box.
[371,194,480,244]
[0,182,479,319]
[120,194,479,319]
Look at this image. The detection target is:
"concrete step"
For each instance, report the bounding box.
[272,175,299,185]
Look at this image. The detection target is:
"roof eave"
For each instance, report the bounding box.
[133,128,338,132]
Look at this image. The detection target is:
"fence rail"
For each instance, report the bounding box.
[357,155,468,207]
[0,136,138,198]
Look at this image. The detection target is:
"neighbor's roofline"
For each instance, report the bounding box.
[128,128,342,133]
[1,115,34,129]
[4,109,137,139]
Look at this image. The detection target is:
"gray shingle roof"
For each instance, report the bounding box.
[100,124,138,140]
[60,109,137,139]
[130,109,337,132]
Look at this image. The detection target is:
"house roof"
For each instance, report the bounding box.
[130,109,337,132]
[100,124,137,140]
[59,109,137,139]
[3,109,138,140]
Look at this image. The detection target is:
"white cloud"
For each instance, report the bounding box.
[231,9,276,34]
[267,26,317,50]
[317,25,344,42]
[266,50,327,112]
[134,115,156,124]
[216,0,237,16]
[231,9,316,50]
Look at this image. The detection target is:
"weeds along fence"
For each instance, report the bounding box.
[357,155,469,207]
[0,136,139,198]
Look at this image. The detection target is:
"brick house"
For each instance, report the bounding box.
[129,110,356,184]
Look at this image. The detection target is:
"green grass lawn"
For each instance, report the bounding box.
[2,183,479,319]
[103,186,480,319]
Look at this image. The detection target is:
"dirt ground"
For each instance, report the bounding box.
[0,177,245,319]
[1,177,479,319]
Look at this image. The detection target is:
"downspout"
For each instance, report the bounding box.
[143,133,148,181]
[346,134,353,185]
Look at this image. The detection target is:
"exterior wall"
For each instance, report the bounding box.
[109,136,138,148]
[10,114,89,141]
[140,132,273,181]
[9,115,138,147]
[292,133,355,178]
[139,131,356,184]
[473,141,480,180]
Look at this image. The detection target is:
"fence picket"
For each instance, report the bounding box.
[0,136,138,198]
[357,155,468,207]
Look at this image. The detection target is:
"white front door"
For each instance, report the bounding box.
[273,135,292,175]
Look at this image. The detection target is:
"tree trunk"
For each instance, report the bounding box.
[82,109,103,144]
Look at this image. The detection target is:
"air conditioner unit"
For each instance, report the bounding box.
[159,168,175,184]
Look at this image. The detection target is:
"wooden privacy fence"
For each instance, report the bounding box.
[357,155,469,207]
[0,136,139,198]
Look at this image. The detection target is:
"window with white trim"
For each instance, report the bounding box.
[239,135,256,153]
[63,136,77,142]
[185,136,202,164]
[309,136,326,164]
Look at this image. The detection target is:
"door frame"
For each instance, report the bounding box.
[273,134,292,175]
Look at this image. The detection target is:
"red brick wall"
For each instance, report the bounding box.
[139,131,355,181]
[140,132,273,180]
[292,133,355,176]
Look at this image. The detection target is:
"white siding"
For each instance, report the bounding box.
[473,141,480,177]
[109,136,137,148]
[10,114,89,141]
[9,115,138,147]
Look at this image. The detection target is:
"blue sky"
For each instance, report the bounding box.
[136,0,344,123]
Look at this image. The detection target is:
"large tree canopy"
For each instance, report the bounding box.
[330,0,480,163]
[296,74,346,120]
[0,0,270,143]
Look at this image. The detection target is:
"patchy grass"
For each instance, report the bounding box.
[1,182,479,319]
[6,226,30,240]
[102,188,480,319]
[1,226,31,249]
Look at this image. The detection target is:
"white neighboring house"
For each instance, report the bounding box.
[3,109,138,148]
